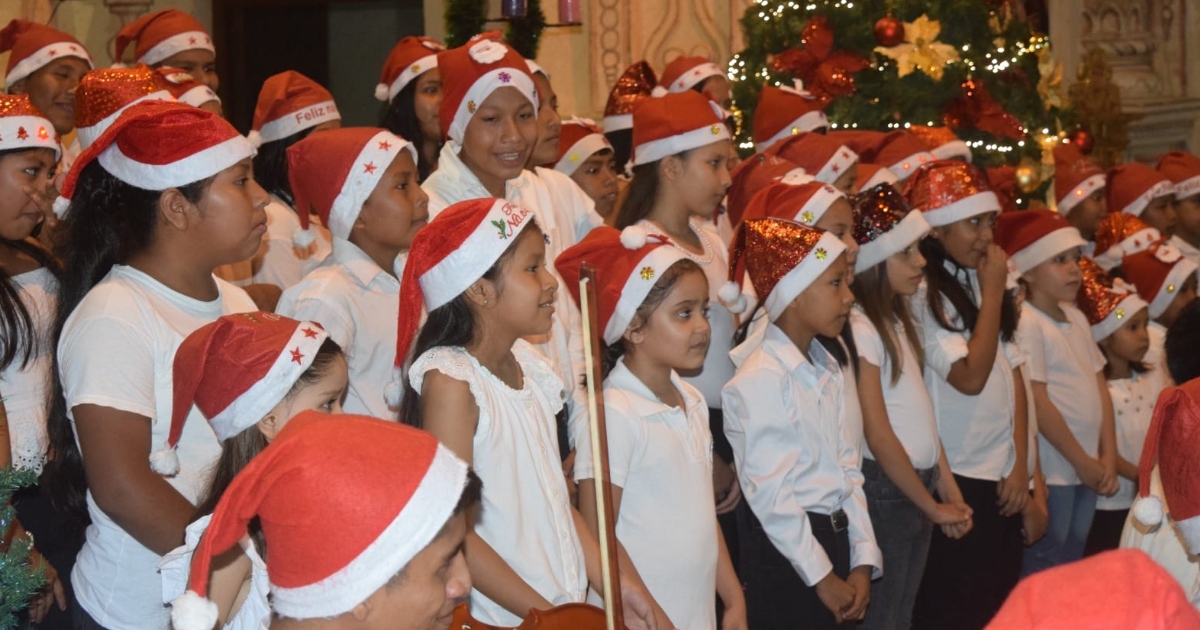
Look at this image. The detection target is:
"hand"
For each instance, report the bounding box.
[925,501,973,526]
[940,519,973,539]
[1021,491,1049,546]
[562,450,578,507]
[26,549,66,624]
[996,466,1030,516]
[842,566,872,622]
[620,580,660,630]
[715,475,742,515]
[814,572,856,623]
[1076,458,1107,494]
[1098,459,1120,497]
[713,457,736,504]
[720,600,748,630]
[977,243,1010,299]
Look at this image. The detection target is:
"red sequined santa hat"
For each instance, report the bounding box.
[74,65,172,149]
[0,95,59,159]
[727,153,798,227]
[436,39,537,144]
[154,68,220,108]
[631,90,728,166]
[1109,162,1174,217]
[903,160,1001,227]
[856,162,900,192]
[752,80,830,150]
[553,117,612,175]
[1053,144,1106,217]
[115,9,213,66]
[1076,257,1148,342]
[659,55,724,94]
[866,131,937,181]
[149,312,329,476]
[995,209,1087,275]
[375,36,445,103]
[1131,378,1200,557]
[851,183,930,273]
[286,127,415,247]
[1092,212,1161,271]
[1156,150,1200,201]
[0,19,92,90]
[168,412,469,629]
[554,226,689,344]
[1122,240,1199,319]
[728,218,847,321]
[908,125,972,162]
[55,100,254,216]
[768,131,857,186]
[603,60,658,132]
[249,71,339,148]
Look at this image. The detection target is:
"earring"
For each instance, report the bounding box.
[483,297,489,306]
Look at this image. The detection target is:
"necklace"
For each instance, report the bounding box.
[643,218,714,264]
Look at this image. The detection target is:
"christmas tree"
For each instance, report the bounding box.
[730,0,1069,203]
[0,466,46,630]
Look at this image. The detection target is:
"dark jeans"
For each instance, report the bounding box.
[14,482,85,630]
[70,599,109,630]
[911,474,1023,630]
[738,500,855,630]
[860,458,938,630]
[1084,507,1129,557]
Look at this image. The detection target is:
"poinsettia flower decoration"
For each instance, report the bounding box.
[769,16,870,101]
[874,14,960,82]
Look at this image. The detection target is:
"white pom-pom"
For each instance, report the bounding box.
[728,294,748,314]
[620,225,649,249]
[1133,496,1165,527]
[384,367,404,408]
[149,447,180,477]
[718,281,742,304]
[171,590,220,630]
[52,196,70,219]
[650,85,669,98]
[293,227,316,249]
[375,83,390,102]
[247,129,263,148]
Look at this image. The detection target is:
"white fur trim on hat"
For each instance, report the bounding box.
[0,115,60,159]
[271,443,468,619]
[526,59,549,78]
[606,246,689,343]
[887,151,936,180]
[930,140,972,163]
[554,134,613,175]
[98,134,256,191]
[792,185,845,226]
[52,195,69,218]
[633,121,730,166]
[1176,515,1200,555]
[1057,173,1105,217]
[755,111,830,151]
[855,210,931,274]
[1091,292,1148,342]
[77,90,172,149]
[860,167,900,191]
[1094,227,1161,271]
[420,200,536,311]
[138,31,214,66]
[668,61,723,93]
[603,114,632,132]
[814,148,858,186]
[256,100,340,146]
[1174,175,1200,200]
[327,131,417,240]
[1009,226,1087,275]
[922,191,1001,227]
[1147,256,1198,319]
[380,53,439,103]
[1120,180,1175,217]
[177,85,220,108]
[448,67,538,145]
[763,231,847,320]
[4,42,93,89]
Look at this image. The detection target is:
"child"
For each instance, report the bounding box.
[726,153,797,230]
[848,184,973,630]
[907,126,973,163]
[864,131,936,183]
[555,226,747,630]
[0,20,92,138]
[1122,240,1199,381]
[1158,150,1200,267]
[377,36,446,181]
[722,217,880,629]
[856,162,901,194]
[1109,162,1176,236]
[751,80,830,150]
[995,209,1117,574]
[1073,261,1160,555]
[168,412,478,630]
[768,132,859,193]
[275,127,426,419]
[1091,212,1160,271]
[44,101,265,630]
[157,312,345,630]
[73,65,172,150]
[552,117,619,222]
[904,160,1029,630]
[115,9,218,91]
[1053,144,1108,246]
[659,55,731,107]
[602,60,657,172]
[396,198,656,628]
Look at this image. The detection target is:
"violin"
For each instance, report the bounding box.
[451,264,625,630]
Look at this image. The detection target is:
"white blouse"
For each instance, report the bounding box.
[160,514,269,630]
[1,267,56,473]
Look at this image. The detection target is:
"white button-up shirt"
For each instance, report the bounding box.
[722,323,882,586]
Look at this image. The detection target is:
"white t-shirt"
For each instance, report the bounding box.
[575,361,717,630]
[1147,321,1171,385]
[1018,303,1107,486]
[58,265,255,630]
[2,267,56,473]
[850,309,940,470]
[1099,369,1167,510]
[277,238,398,420]
[409,341,587,626]
[160,514,269,630]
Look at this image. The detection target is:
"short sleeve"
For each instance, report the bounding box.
[409,347,481,399]
[513,340,565,404]
[1002,338,1026,369]
[1017,309,1047,382]
[574,391,644,488]
[911,286,970,378]
[58,316,157,419]
[278,296,355,352]
[850,311,887,369]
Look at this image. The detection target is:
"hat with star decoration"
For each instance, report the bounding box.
[659,55,725,94]
[740,170,845,229]
[114,9,213,66]
[150,311,330,476]
[1108,162,1175,218]
[767,131,858,186]
[1076,257,1148,342]
[436,38,537,144]
[0,19,93,90]
[1092,212,1161,271]
[728,217,847,321]
[752,80,830,150]
[554,117,612,175]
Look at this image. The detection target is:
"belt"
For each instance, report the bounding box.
[808,509,848,533]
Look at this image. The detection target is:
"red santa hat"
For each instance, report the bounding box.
[154,68,220,108]
[995,209,1087,275]
[375,36,445,103]
[115,9,213,66]
[249,71,339,148]
[1053,144,1106,217]
[74,65,172,149]
[631,90,728,166]
[286,127,415,247]
[436,39,537,144]
[168,412,469,628]
[0,94,60,159]
[752,80,830,150]
[1108,162,1174,217]
[867,131,936,181]
[659,55,724,94]
[1092,212,1161,271]
[149,312,330,476]
[728,218,847,321]
[554,226,689,344]
[1131,378,1200,556]
[1156,150,1200,201]
[742,172,843,229]
[907,125,972,162]
[768,131,857,185]
[727,153,798,227]
[1121,241,1199,319]
[1076,257,1148,342]
[856,162,900,192]
[0,19,92,90]
[903,160,1001,227]
[852,183,931,273]
[553,117,612,175]
[985,549,1200,629]
[54,100,254,217]
[602,60,658,132]
[827,129,888,157]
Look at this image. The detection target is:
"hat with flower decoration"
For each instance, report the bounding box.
[851,183,930,273]
[1076,257,1148,341]
[375,36,445,103]
[436,39,537,144]
[1122,241,1199,319]
[553,117,612,175]
[1092,212,1161,271]
[752,81,830,150]
[631,90,728,166]
[727,218,847,321]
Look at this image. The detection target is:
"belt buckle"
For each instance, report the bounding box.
[831,509,848,533]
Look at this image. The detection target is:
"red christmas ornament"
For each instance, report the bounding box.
[874,16,905,47]
[1068,128,1095,154]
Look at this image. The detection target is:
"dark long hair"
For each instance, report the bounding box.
[613,150,698,230]
[918,235,1017,342]
[605,129,633,176]
[252,127,319,207]
[853,262,923,384]
[42,160,212,524]
[380,79,442,183]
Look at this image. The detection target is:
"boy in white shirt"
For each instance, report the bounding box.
[1156,150,1200,268]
